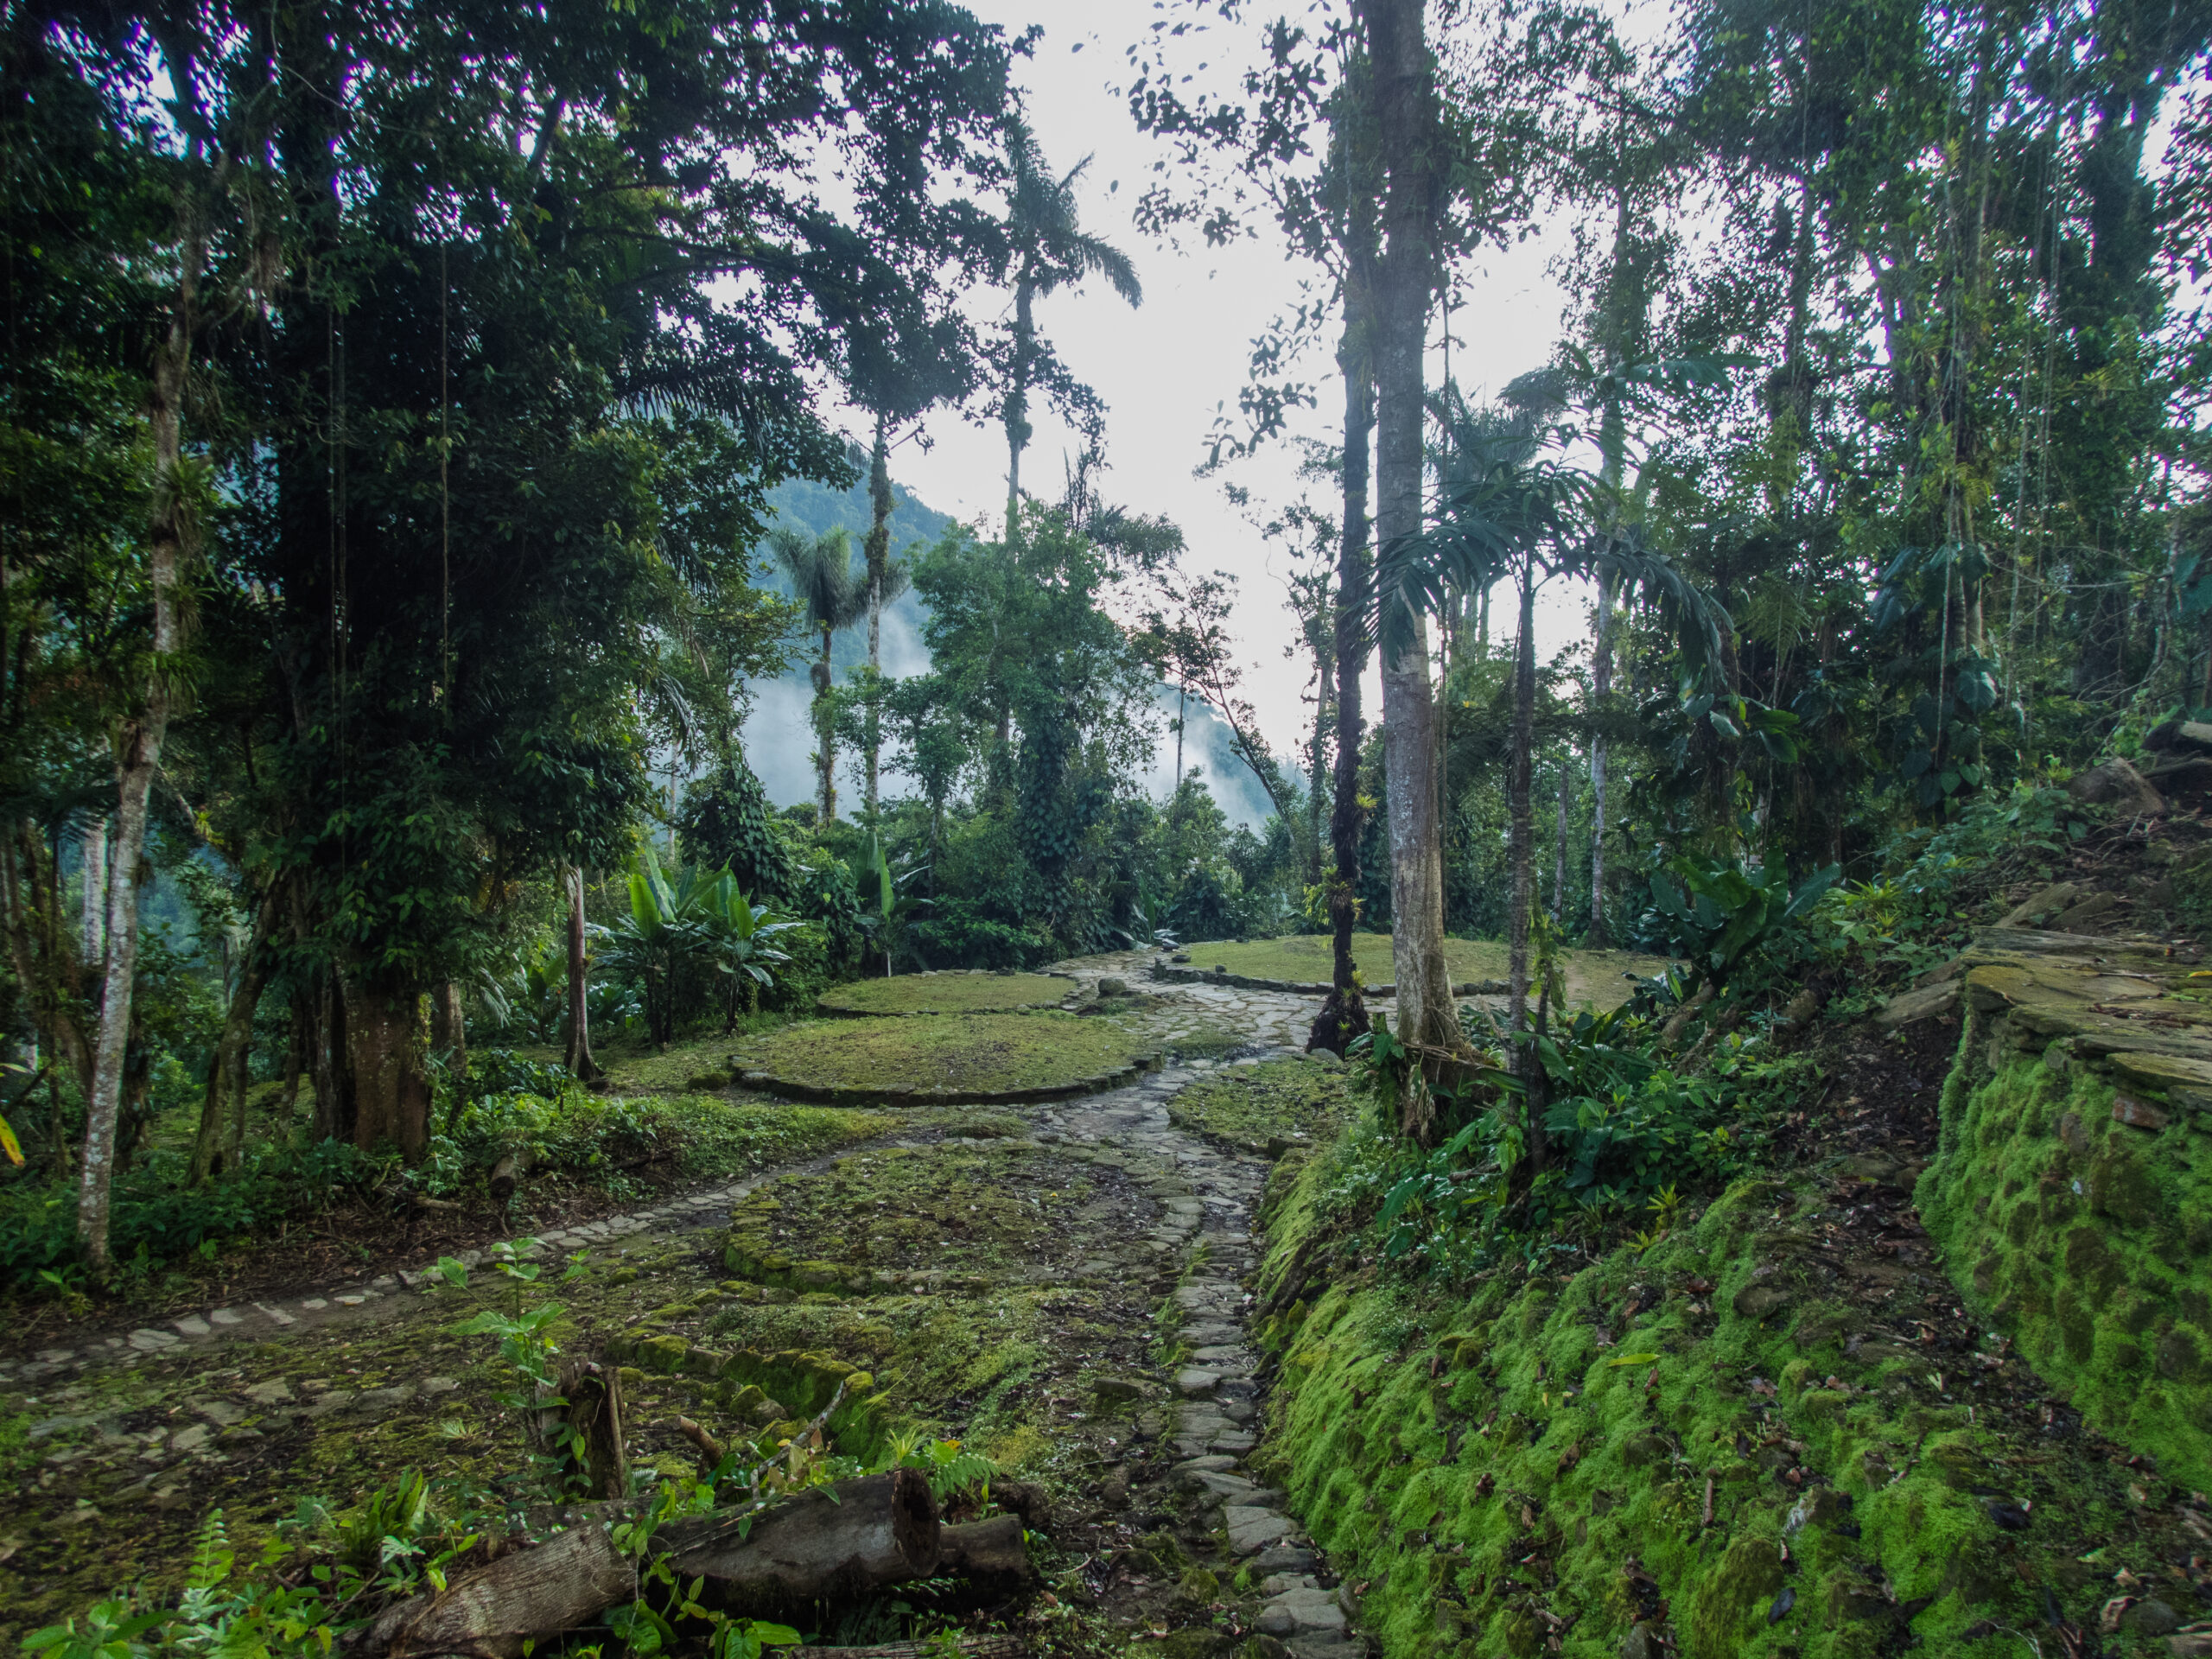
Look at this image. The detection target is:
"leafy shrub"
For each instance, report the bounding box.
[906,898,1051,970]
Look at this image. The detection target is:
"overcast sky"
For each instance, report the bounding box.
[802,0,1606,791]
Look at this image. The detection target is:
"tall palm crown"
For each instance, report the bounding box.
[1000,119,1142,536]
[770,526,873,819]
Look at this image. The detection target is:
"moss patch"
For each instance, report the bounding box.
[1918,1027,2212,1491]
[1251,1135,2200,1658]
[1182,934,1669,1009]
[1166,1058,1359,1154]
[723,1141,1139,1291]
[817,973,1074,1016]
[729,1012,1150,1100]
[657,1095,892,1179]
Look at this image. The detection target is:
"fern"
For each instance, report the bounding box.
[922,1446,998,1502]
[186,1511,233,1594]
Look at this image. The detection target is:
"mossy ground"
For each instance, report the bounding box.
[1919,1016,2212,1492]
[1184,934,1669,1009]
[1253,1122,2212,1658]
[0,1113,1190,1648]
[1166,1057,1361,1153]
[817,973,1074,1015]
[729,1012,1149,1096]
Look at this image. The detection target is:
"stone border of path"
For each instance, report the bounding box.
[729,1052,1165,1107]
[1149,960,1508,999]
[0,1173,764,1388]
[811,969,1081,1018]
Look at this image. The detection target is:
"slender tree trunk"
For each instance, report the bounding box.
[817,626,837,822]
[1306,646,1331,885]
[863,412,893,821]
[1508,572,1545,1173]
[189,885,278,1185]
[563,861,599,1081]
[1553,763,1571,924]
[79,820,105,969]
[1359,0,1452,1099]
[1313,50,1381,1058]
[309,966,352,1145]
[1005,276,1035,542]
[1172,686,1185,817]
[79,182,201,1269]
[431,981,467,1080]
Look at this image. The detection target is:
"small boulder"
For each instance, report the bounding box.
[1097,976,1128,997]
[1875,980,1960,1030]
[2069,757,2164,817]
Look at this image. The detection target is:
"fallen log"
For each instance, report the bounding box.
[655,1469,939,1606]
[806,1639,1027,1659]
[935,1516,1033,1588]
[358,1520,634,1658]
[807,1639,1027,1659]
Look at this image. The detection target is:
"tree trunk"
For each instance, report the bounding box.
[657,1470,940,1608]
[1005,276,1035,541]
[189,884,279,1185]
[1507,571,1546,1173]
[1553,763,1571,924]
[79,206,197,1270]
[79,820,105,969]
[362,1518,636,1659]
[935,1516,1033,1588]
[563,861,599,1081]
[1588,571,1613,947]
[863,411,893,821]
[344,975,431,1158]
[1359,0,1451,1091]
[817,626,837,822]
[1311,107,1378,1057]
[430,980,467,1080]
[309,966,353,1144]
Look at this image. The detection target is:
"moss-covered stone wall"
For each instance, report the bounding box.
[1917,1014,2212,1492]
[1251,1138,2191,1658]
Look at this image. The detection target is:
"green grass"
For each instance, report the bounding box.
[655,1095,893,1180]
[1166,1057,1361,1151]
[1183,931,1670,1009]
[728,1011,1149,1096]
[816,972,1072,1016]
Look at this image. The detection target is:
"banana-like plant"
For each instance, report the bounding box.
[594,848,799,1042]
[855,833,930,976]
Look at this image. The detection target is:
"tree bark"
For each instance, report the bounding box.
[863,411,893,821]
[79,176,201,1269]
[344,975,430,1158]
[189,884,279,1185]
[563,861,599,1081]
[1507,571,1546,1173]
[935,1516,1033,1587]
[1005,276,1035,541]
[362,1519,635,1659]
[1588,572,1613,947]
[816,625,838,822]
[430,980,467,1080]
[657,1470,940,1608]
[1311,100,1378,1057]
[79,820,105,969]
[1553,763,1571,924]
[1358,0,1452,1087]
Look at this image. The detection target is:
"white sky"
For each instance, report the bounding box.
[817,0,1605,768]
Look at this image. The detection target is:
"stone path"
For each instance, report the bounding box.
[1039,1054,1367,1659]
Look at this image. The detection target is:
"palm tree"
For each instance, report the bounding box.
[999,119,1142,539]
[771,526,869,821]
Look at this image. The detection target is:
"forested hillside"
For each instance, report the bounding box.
[3,0,2211,1655]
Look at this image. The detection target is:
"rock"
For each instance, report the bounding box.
[1875,980,1960,1029]
[2000,881,2082,928]
[2127,1600,2181,1636]
[168,1424,211,1454]
[1095,1376,1151,1402]
[1225,1505,1291,1554]
[1176,1368,1221,1397]
[242,1379,293,1406]
[2052,891,2123,931]
[190,1398,246,1427]
[1249,1545,1320,1573]
[2069,757,2164,817]
[1097,977,1128,996]
[1258,1588,1344,1637]
[1620,1625,1667,1659]
[1732,1281,1792,1321]
[2113,1095,2171,1130]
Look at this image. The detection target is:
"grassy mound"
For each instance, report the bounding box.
[817,971,1072,1016]
[1179,933,1669,1008]
[1250,1126,2207,1657]
[729,1011,1149,1100]
[1166,1056,1362,1154]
